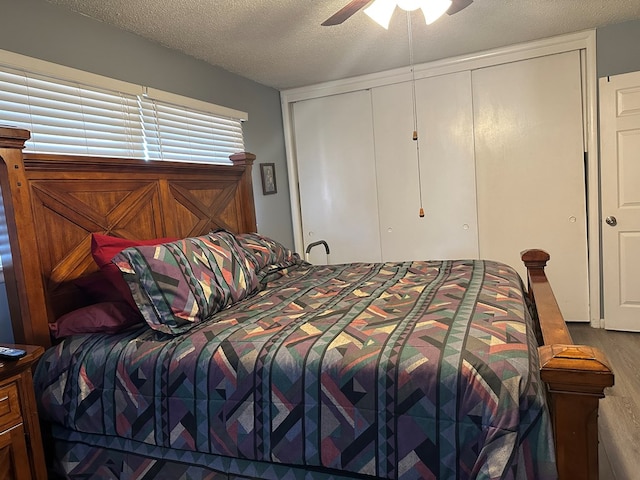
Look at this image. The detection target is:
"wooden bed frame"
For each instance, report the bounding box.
[0,126,613,480]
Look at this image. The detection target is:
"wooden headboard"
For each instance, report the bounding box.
[0,126,257,347]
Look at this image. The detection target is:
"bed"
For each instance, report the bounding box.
[0,126,613,479]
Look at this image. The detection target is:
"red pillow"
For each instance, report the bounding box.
[74,271,123,303]
[91,233,178,310]
[49,302,143,339]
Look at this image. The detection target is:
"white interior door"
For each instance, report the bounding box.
[473,50,590,322]
[292,90,382,264]
[600,72,640,331]
[371,72,478,262]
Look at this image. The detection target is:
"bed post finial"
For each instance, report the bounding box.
[521,248,550,269]
[229,152,258,233]
[0,126,30,149]
[229,151,256,166]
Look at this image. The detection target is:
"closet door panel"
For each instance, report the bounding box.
[372,72,478,262]
[371,82,424,261]
[473,51,589,321]
[415,71,478,259]
[293,90,382,264]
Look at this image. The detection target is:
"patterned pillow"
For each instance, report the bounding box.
[112,231,260,335]
[236,232,302,278]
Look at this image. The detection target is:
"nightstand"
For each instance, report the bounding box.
[0,344,47,480]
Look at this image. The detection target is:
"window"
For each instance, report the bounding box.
[0,50,246,164]
[0,49,248,272]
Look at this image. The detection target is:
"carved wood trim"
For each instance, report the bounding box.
[0,127,30,149]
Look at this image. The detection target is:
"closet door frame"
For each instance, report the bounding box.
[281,30,600,326]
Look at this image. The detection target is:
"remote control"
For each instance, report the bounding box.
[0,346,27,360]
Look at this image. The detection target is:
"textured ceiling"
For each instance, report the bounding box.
[46,0,640,90]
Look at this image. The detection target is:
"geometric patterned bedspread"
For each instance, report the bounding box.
[34,260,557,479]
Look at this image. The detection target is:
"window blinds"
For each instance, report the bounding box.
[139,97,244,163]
[0,67,245,164]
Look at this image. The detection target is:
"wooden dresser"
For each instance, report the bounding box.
[0,345,47,479]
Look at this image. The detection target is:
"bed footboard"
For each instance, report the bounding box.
[522,249,613,480]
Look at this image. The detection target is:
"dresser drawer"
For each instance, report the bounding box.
[0,421,31,480]
[0,382,21,431]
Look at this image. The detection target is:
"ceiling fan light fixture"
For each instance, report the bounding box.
[322,0,471,27]
[397,0,424,11]
[420,0,453,24]
[364,0,453,28]
[364,0,398,29]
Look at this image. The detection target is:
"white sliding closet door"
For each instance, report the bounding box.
[372,71,478,261]
[292,90,382,264]
[416,71,478,259]
[473,51,589,322]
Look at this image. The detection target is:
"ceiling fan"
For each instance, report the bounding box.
[322,0,473,27]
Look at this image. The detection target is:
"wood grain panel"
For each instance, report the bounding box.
[0,423,31,480]
[164,180,239,236]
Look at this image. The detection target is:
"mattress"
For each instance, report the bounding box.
[34,259,556,480]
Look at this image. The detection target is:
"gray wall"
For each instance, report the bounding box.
[0,0,293,248]
[597,20,640,78]
[0,0,294,342]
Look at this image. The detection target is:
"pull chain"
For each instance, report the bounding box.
[407,12,425,218]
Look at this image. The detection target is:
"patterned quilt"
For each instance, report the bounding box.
[35,260,556,480]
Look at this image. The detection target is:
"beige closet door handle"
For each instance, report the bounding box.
[605,216,617,226]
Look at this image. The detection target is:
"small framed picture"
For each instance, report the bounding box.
[260,163,277,195]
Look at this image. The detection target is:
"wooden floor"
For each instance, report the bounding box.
[568,323,640,480]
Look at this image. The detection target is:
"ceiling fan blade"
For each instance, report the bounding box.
[322,0,373,26]
[447,0,473,15]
